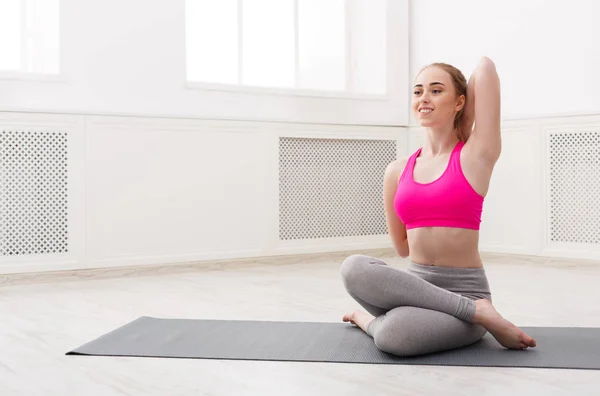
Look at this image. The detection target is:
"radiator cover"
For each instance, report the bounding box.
[279,137,396,240]
[0,130,69,256]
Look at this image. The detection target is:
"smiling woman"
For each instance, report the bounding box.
[340,56,537,357]
[413,63,469,142]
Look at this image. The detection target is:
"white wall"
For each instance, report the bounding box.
[409,0,600,121]
[0,110,406,275]
[0,0,409,126]
[0,1,412,274]
[1,0,599,275]
[409,0,600,260]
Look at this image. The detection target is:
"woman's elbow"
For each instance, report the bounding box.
[477,57,499,79]
[479,56,496,69]
[397,250,410,258]
[394,243,410,258]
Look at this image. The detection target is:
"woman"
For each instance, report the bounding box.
[340,57,537,357]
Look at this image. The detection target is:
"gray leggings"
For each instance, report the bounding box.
[340,254,492,357]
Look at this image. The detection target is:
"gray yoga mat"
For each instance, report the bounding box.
[67,316,600,370]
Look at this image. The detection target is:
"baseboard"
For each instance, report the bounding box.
[0,247,398,285]
[5,244,600,287]
[479,244,541,257]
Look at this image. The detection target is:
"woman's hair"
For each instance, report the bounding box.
[419,63,469,142]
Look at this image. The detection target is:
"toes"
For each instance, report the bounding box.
[524,335,536,347]
[519,338,536,349]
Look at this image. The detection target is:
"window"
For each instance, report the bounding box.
[185,0,387,97]
[0,0,60,75]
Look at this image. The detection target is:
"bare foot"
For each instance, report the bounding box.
[473,299,537,349]
[343,310,375,334]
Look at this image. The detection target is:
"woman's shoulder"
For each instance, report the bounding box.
[385,156,411,185]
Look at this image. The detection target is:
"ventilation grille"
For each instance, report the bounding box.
[549,131,600,245]
[279,137,396,240]
[0,130,69,256]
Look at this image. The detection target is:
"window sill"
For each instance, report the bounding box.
[185,81,388,102]
[0,71,66,83]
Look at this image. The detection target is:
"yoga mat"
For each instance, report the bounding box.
[67,316,600,370]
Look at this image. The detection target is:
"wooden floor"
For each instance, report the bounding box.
[2,250,600,395]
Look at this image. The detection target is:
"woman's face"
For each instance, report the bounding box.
[412,66,463,128]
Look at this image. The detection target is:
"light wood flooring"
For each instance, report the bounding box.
[1,250,600,395]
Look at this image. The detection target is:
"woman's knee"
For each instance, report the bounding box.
[373,331,426,357]
[371,310,488,357]
[372,317,421,357]
[340,254,370,284]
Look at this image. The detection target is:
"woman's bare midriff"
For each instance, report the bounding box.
[407,227,483,268]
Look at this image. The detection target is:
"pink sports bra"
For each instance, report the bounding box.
[393,141,484,230]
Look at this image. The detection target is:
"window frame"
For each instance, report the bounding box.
[0,0,62,82]
[184,0,390,101]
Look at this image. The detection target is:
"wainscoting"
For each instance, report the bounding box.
[1,111,599,274]
[0,111,404,274]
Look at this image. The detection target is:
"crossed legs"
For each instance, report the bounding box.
[340,254,536,356]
